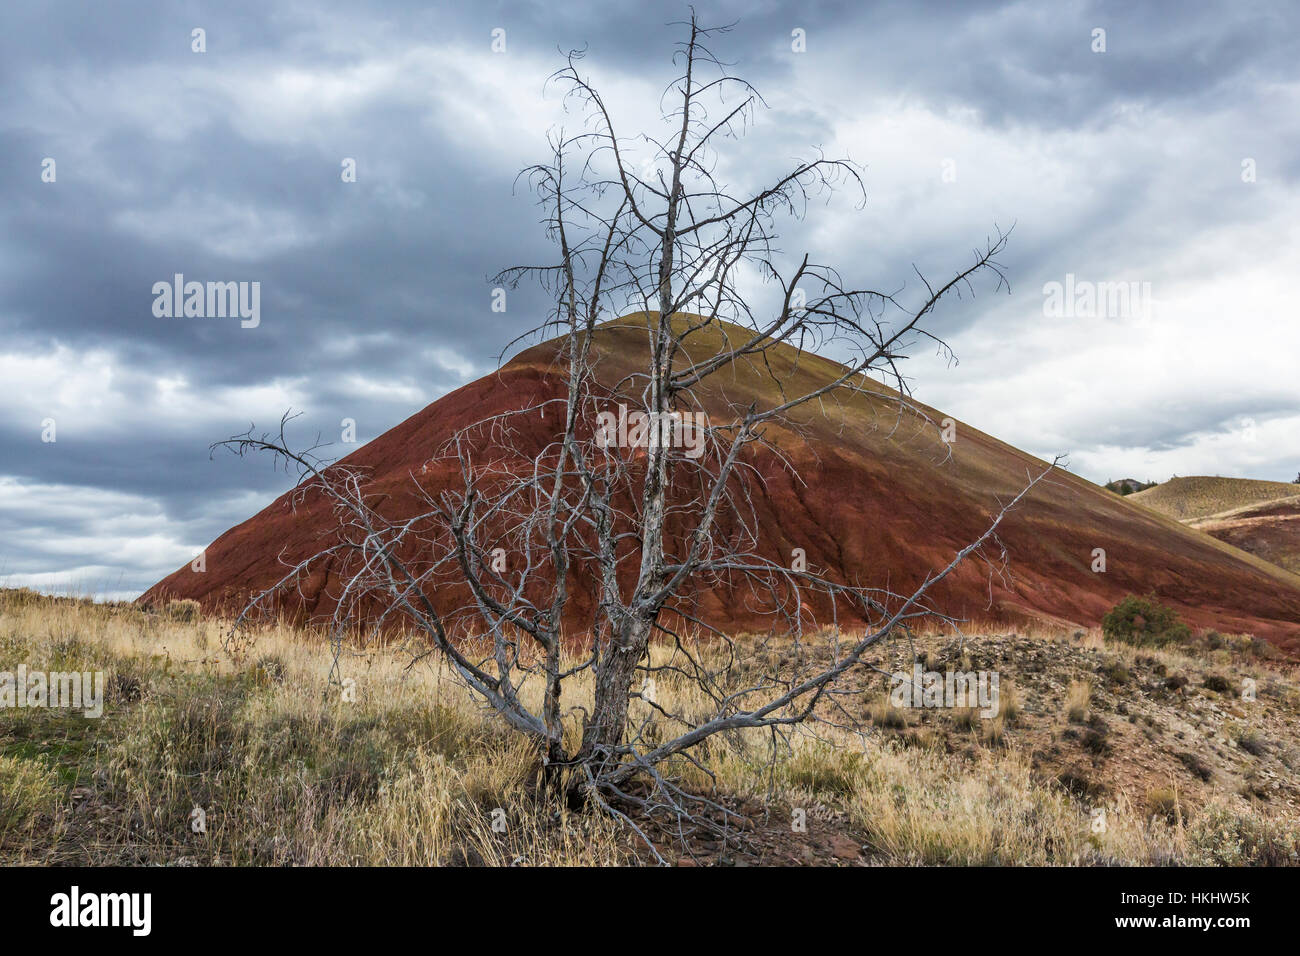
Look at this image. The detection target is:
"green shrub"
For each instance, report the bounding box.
[1101,595,1192,648]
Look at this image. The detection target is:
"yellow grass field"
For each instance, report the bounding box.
[2,589,1298,866]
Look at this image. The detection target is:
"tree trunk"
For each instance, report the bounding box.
[581,613,654,766]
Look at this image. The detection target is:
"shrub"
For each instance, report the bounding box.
[1102,595,1192,648]
[1082,729,1110,756]
[998,679,1022,723]
[983,715,1006,747]
[1187,804,1300,865]
[1065,680,1091,723]
[0,756,60,849]
[1176,751,1213,782]
[868,694,907,730]
[108,666,145,703]
[1099,659,1131,685]
[1203,674,1232,694]
[165,598,202,623]
[1145,788,1182,825]
[783,747,865,796]
[252,654,288,687]
[1229,634,1270,659]
[1229,724,1268,756]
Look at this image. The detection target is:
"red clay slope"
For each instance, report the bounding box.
[141,315,1300,654]
[1189,496,1300,576]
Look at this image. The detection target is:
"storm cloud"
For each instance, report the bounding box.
[2,0,1298,598]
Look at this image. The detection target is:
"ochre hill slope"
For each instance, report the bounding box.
[142,315,1300,653]
[1130,476,1300,521]
[1187,496,1300,576]
[1131,476,1300,578]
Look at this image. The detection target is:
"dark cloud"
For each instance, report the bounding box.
[2,0,1298,598]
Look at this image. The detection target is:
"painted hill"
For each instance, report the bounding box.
[1186,496,1300,576]
[141,315,1300,652]
[1130,477,1300,579]
[1130,476,1300,521]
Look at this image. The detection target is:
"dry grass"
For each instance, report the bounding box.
[0,591,628,865]
[867,693,907,729]
[998,678,1022,723]
[2,589,1297,866]
[1065,680,1092,723]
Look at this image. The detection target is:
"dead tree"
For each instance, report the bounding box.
[218,15,1054,846]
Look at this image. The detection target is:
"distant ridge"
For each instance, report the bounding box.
[1104,478,1156,496]
[1131,476,1300,521]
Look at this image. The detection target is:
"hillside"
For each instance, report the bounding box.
[1105,478,1157,496]
[1131,476,1300,521]
[5,589,1299,866]
[1130,477,1300,578]
[141,314,1300,652]
[1190,496,1300,576]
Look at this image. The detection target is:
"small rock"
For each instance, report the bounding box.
[830,834,861,862]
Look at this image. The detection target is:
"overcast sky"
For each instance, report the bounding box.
[2,0,1298,600]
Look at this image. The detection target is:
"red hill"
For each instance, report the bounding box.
[141,315,1300,654]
